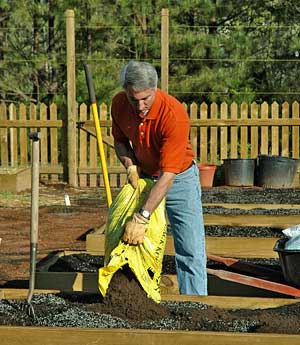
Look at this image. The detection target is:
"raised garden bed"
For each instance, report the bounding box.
[2,186,300,344]
[2,268,300,336]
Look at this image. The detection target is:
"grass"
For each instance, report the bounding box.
[0,191,31,207]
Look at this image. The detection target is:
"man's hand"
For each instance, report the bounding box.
[122,213,149,245]
[127,165,140,188]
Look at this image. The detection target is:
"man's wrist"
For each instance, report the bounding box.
[127,165,137,173]
[138,208,151,220]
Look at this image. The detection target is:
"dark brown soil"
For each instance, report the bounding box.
[90,266,169,321]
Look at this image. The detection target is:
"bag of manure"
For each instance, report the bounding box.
[98,179,167,303]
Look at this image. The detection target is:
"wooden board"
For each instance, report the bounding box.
[86,234,279,258]
[0,289,60,300]
[205,237,278,258]
[203,203,300,210]
[92,213,300,232]
[203,214,300,227]
[2,326,300,345]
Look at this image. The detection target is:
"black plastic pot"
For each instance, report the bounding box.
[223,158,256,186]
[273,237,300,287]
[256,155,297,188]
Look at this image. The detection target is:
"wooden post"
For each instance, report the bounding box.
[161,8,169,93]
[65,9,77,187]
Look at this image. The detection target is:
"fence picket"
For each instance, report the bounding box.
[0,102,8,166]
[19,104,28,166]
[79,104,87,187]
[240,102,248,158]
[200,103,208,162]
[9,104,17,167]
[107,104,121,187]
[190,103,198,160]
[282,102,289,157]
[291,102,300,185]
[210,103,218,163]
[292,102,300,159]
[101,103,115,188]
[230,102,238,158]
[250,102,258,158]
[271,102,279,155]
[30,103,37,133]
[50,104,58,182]
[260,102,269,155]
[220,102,228,160]
[40,103,48,181]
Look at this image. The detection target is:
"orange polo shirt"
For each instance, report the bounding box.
[111,88,194,176]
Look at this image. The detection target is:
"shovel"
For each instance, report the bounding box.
[24,132,40,319]
[83,63,112,208]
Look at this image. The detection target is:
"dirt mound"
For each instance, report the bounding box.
[89,265,168,321]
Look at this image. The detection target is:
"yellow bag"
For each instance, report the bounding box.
[98,179,167,303]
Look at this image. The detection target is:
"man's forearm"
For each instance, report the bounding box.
[114,141,137,169]
[142,172,175,214]
[115,140,175,213]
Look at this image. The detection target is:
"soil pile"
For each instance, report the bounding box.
[90,265,168,321]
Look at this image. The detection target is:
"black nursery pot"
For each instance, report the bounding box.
[256,155,298,188]
[223,158,256,186]
[273,237,300,287]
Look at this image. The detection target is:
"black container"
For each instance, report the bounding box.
[274,237,300,287]
[256,155,297,188]
[223,158,256,186]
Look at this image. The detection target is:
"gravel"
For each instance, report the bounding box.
[205,225,282,237]
[202,187,300,204]
[203,206,300,215]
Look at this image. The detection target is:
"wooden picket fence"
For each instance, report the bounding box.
[0,101,300,187]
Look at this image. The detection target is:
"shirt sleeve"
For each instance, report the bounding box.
[159,111,191,173]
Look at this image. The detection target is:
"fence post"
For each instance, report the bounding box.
[65,9,77,187]
[161,8,169,93]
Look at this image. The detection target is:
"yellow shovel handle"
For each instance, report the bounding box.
[84,64,112,207]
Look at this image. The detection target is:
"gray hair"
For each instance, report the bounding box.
[119,61,158,91]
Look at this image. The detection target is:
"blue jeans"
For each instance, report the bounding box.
[165,161,207,295]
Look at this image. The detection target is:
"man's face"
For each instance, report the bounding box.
[125,85,156,117]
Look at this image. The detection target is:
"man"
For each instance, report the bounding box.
[111,60,207,295]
